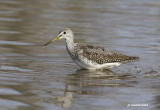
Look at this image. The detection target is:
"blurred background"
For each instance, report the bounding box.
[0,0,160,110]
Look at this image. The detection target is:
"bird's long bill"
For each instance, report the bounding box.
[43,36,60,46]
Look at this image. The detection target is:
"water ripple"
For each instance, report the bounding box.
[0,40,35,45]
[0,30,21,34]
[0,18,22,22]
[0,88,21,95]
[0,66,34,72]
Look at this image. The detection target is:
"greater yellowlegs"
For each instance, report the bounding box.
[43,28,139,70]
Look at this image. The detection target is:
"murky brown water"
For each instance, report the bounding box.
[0,0,160,110]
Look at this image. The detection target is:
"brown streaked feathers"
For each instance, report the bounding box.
[74,43,139,64]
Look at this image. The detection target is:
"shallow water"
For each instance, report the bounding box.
[0,0,160,110]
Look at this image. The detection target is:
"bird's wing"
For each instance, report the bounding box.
[78,48,139,64]
[75,43,105,51]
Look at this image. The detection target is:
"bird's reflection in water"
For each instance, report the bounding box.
[54,69,131,108]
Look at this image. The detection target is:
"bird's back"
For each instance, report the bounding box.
[73,43,139,64]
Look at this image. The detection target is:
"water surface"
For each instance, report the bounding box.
[0,0,160,110]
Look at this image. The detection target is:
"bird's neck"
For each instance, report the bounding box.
[65,37,74,51]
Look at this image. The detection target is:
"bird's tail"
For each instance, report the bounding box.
[126,56,140,62]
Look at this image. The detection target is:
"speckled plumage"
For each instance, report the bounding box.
[44,28,139,70]
[68,43,139,65]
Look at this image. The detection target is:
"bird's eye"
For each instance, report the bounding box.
[63,32,66,34]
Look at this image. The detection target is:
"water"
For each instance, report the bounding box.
[0,0,160,110]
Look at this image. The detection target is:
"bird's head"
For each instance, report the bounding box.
[43,28,73,46]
